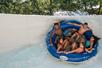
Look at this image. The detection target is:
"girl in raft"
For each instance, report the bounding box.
[57,36,72,53]
[51,21,96,54]
[64,37,85,54]
[85,36,95,53]
[57,30,78,53]
[57,33,95,54]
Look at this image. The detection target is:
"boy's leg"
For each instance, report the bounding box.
[72,42,77,50]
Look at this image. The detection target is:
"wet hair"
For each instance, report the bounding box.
[84,22,88,25]
[92,35,100,46]
[54,23,59,26]
[92,35,100,41]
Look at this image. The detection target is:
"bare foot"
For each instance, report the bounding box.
[64,51,69,54]
[57,51,64,53]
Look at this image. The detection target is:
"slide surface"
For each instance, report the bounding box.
[0,14,102,68]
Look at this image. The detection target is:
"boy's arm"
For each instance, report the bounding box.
[57,44,62,52]
[69,23,82,27]
[63,40,67,49]
[88,40,94,50]
[50,31,55,44]
[71,33,76,39]
[85,48,92,53]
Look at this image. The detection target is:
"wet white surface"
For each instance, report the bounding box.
[0,14,102,68]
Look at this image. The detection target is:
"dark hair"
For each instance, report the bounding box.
[92,35,100,46]
[66,35,71,38]
[92,35,100,41]
[54,23,59,26]
[84,22,88,25]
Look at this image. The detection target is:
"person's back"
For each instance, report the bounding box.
[69,22,90,35]
[78,23,90,35]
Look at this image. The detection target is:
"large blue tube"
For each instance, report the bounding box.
[46,20,98,62]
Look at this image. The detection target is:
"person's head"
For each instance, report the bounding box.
[83,22,88,27]
[84,22,88,25]
[54,23,60,30]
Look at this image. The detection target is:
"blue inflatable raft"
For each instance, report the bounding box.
[46,20,99,62]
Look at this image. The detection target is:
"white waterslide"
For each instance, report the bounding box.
[0,14,102,68]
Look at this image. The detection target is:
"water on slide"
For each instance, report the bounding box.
[0,14,102,68]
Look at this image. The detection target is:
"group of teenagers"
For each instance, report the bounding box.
[50,21,97,54]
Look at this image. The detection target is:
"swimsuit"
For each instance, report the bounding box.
[59,39,63,45]
[85,40,90,48]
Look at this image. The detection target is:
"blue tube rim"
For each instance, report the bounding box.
[46,20,98,62]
